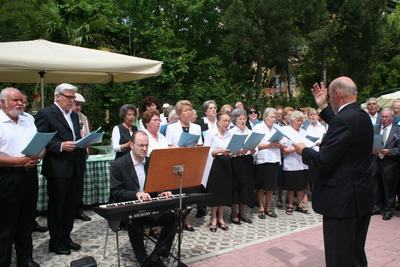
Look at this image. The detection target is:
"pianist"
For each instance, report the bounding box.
[110,130,177,267]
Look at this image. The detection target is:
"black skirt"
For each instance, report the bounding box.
[283,170,307,191]
[231,155,255,206]
[254,162,279,191]
[206,155,233,207]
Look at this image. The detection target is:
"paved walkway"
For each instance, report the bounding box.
[189,213,400,267]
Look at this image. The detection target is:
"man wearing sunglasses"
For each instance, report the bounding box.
[35,83,86,255]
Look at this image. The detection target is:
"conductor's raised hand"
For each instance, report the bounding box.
[312,82,328,109]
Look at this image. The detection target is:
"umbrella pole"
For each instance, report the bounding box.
[39,71,45,108]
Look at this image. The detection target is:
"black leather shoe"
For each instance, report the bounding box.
[75,210,91,221]
[65,240,81,250]
[32,220,48,233]
[239,215,253,224]
[49,244,71,255]
[371,208,381,215]
[20,258,40,267]
[142,252,166,267]
[383,213,392,220]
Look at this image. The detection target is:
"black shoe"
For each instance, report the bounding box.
[142,252,166,267]
[49,244,71,255]
[230,215,241,225]
[75,210,91,221]
[195,207,206,218]
[382,213,392,221]
[64,240,81,250]
[238,215,253,224]
[32,221,48,233]
[371,208,381,215]
[183,224,195,232]
[20,258,40,267]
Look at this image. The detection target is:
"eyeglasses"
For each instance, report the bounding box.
[59,93,76,101]
[249,111,257,114]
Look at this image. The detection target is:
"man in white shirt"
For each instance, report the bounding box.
[0,87,41,267]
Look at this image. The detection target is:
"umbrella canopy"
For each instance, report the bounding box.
[0,39,162,83]
[376,90,400,108]
[0,39,162,107]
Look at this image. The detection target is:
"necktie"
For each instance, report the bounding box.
[382,127,388,147]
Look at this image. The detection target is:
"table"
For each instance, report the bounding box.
[37,153,115,211]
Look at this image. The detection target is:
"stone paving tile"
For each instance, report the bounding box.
[19,200,321,266]
[189,214,400,267]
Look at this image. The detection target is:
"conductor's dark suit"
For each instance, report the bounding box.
[301,103,373,267]
[372,124,400,216]
[110,154,177,264]
[35,103,86,249]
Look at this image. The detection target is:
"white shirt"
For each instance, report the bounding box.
[130,152,146,192]
[203,117,217,133]
[281,126,307,171]
[143,129,169,156]
[305,121,326,151]
[381,124,392,145]
[369,113,378,125]
[252,122,281,164]
[165,120,203,146]
[0,109,37,157]
[54,102,76,141]
[111,125,133,152]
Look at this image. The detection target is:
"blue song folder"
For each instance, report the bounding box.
[178,132,200,147]
[305,135,319,143]
[21,131,57,156]
[243,132,265,150]
[75,127,104,148]
[373,134,383,152]
[268,130,284,143]
[227,134,248,154]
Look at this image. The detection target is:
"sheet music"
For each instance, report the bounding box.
[177,132,200,147]
[226,134,248,154]
[243,132,265,150]
[273,124,315,148]
[21,131,57,156]
[75,127,104,148]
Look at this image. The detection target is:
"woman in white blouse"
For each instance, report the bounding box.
[205,112,233,232]
[229,108,255,224]
[111,104,138,159]
[282,111,309,215]
[141,110,168,156]
[165,100,202,147]
[253,108,283,219]
[165,100,202,231]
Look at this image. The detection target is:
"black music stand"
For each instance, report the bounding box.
[145,146,209,267]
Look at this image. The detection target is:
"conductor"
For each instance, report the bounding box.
[294,77,373,267]
[110,130,177,267]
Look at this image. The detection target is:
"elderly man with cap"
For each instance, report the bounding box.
[35,83,86,255]
[71,92,91,221]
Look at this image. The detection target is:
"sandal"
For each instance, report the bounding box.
[218,222,229,231]
[209,224,217,232]
[286,206,293,215]
[295,206,310,214]
[265,210,277,218]
[258,211,266,219]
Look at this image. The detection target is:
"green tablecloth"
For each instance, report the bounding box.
[37,154,115,211]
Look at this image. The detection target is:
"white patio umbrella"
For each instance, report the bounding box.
[0,39,162,107]
[376,90,400,108]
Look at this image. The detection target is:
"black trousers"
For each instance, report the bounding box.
[126,211,177,263]
[372,160,399,213]
[75,174,85,212]
[46,175,79,247]
[323,213,371,267]
[0,167,38,266]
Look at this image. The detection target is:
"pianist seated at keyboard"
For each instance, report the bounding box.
[110,130,177,267]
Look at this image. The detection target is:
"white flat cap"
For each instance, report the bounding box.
[75,93,86,103]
